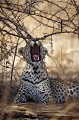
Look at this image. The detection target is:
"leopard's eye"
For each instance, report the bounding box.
[36,41,40,46]
[30,41,35,46]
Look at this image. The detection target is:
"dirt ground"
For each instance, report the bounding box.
[0,101,79,120]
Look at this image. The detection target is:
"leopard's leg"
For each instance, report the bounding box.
[13,81,29,103]
[13,91,28,103]
[34,81,53,104]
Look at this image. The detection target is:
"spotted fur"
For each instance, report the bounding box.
[50,78,67,103]
[67,80,79,99]
[14,41,52,103]
[50,78,79,103]
[14,41,79,104]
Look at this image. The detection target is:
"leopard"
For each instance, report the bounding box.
[14,40,79,104]
[14,40,53,103]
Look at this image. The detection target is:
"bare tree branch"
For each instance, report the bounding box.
[0,0,79,82]
[0,0,78,41]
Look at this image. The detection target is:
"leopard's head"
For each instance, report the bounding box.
[18,40,47,64]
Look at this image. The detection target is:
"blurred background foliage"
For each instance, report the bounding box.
[0,0,79,103]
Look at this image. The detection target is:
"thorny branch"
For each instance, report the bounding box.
[0,0,79,41]
[0,0,79,82]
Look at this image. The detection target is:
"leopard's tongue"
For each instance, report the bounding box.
[33,55,39,61]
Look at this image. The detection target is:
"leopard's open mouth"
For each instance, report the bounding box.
[30,43,41,62]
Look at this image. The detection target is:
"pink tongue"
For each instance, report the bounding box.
[33,55,39,60]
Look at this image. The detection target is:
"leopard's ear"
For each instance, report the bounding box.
[18,47,24,55]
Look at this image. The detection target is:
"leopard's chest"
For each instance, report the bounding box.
[22,64,48,84]
[22,70,50,88]
[21,64,51,96]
